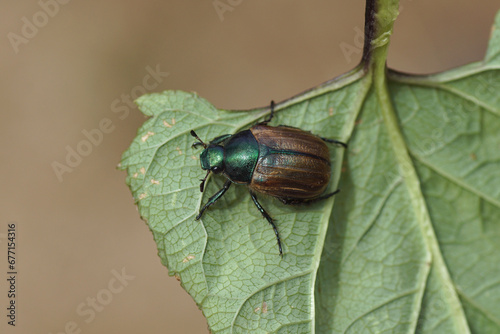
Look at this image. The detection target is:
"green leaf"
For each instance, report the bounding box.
[120,2,500,333]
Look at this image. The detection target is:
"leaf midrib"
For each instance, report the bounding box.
[376,45,472,334]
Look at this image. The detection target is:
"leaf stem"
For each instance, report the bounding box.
[362,0,377,65]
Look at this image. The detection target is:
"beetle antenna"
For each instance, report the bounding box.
[199,170,210,192]
[190,130,207,149]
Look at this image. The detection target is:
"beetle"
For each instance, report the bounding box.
[190,101,347,257]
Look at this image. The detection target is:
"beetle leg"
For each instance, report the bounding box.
[196,180,232,220]
[199,170,211,192]
[279,189,341,205]
[209,134,233,145]
[249,191,283,258]
[192,142,205,149]
[319,137,348,148]
[306,189,341,203]
[261,100,275,125]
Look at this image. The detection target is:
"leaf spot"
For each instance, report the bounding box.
[133,173,138,178]
[262,301,268,313]
[150,179,160,185]
[254,307,260,313]
[176,147,183,155]
[140,167,146,174]
[163,120,172,128]
[138,193,147,200]
[182,254,196,263]
[141,131,155,142]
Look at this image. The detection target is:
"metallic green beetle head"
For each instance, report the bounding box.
[190,130,226,192]
[200,145,225,173]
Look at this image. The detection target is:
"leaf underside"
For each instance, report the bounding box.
[120,7,500,334]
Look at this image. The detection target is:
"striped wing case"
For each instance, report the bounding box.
[249,125,331,200]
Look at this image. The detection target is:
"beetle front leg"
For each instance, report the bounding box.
[249,191,283,258]
[191,142,205,149]
[209,134,232,145]
[196,180,232,220]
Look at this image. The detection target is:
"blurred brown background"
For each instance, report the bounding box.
[0,1,498,333]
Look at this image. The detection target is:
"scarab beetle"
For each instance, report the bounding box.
[190,101,347,257]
